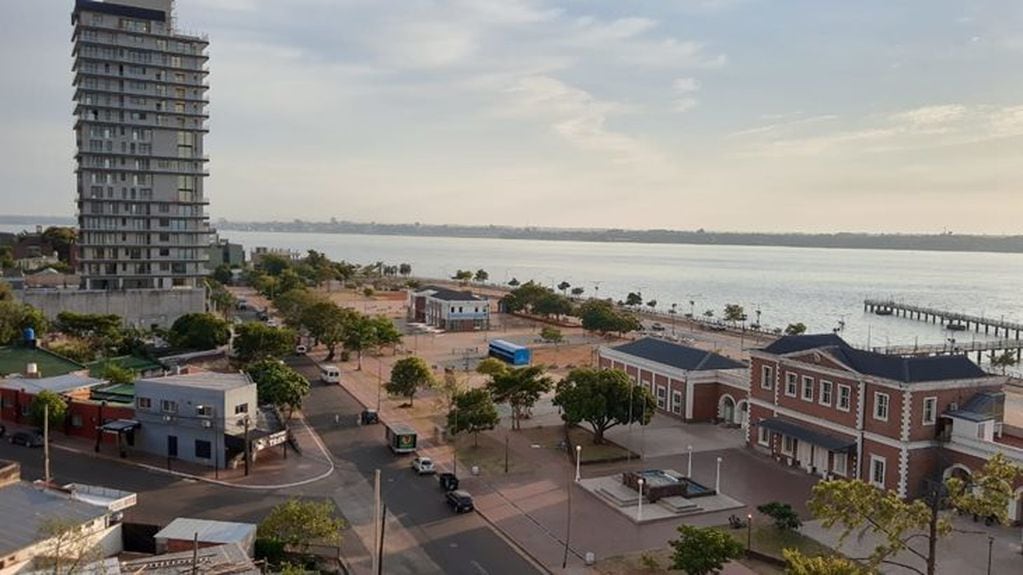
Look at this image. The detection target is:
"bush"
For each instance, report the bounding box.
[757,501,802,531]
[47,339,96,363]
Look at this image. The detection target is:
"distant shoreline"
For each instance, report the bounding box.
[3,216,1022,254]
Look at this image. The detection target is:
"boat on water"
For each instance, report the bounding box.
[946,322,967,331]
[875,308,893,316]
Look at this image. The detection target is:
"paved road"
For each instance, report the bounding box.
[288,356,543,575]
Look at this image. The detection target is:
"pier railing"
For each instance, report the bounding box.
[863,299,1023,339]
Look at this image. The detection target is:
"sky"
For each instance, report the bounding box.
[2,0,1022,233]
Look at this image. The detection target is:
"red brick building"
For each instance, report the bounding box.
[0,374,133,446]
[598,338,749,424]
[747,334,1018,504]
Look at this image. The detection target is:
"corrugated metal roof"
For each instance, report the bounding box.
[0,374,104,394]
[138,372,252,391]
[0,482,109,556]
[154,518,256,544]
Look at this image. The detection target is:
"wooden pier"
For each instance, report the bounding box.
[863,299,1023,340]
[872,338,1023,362]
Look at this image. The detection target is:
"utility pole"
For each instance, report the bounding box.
[243,416,251,477]
[44,404,51,485]
[378,503,387,575]
[191,532,199,575]
[562,461,573,569]
[377,359,383,411]
[372,469,381,575]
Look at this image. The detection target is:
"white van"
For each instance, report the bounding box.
[320,365,341,384]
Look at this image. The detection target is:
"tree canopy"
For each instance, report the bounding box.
[386,356,434,406]
[169,312,231,350]
[669,524,744,575]
[577,299,641,336]
[233,322,296,363]
[258,499,344,554]
[485,365,553,430]
[0,301,48,345]
[553,367,654,444]
[785,322,808,336]
[301,301,353,360]
[30,390,67,433]
[723,303,746,324]
[246,359,310,419]
[447,388,500,447]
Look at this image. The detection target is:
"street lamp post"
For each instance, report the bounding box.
[747,514,753,551]
[687,445,693,478]
[563,458,574,569]
[987,535,993,574]
[575,445,582,482]
[715,457,722,494]
[637,478,645,522]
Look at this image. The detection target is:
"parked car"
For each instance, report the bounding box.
[438,472,459,492]
[446,490,474,513]
[411,456,436,475]
[650,322,666,331]
[294,344,308,355]
[9,431,43,448]
[360,409,379,425]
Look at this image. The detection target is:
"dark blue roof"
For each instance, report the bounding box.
[947,391,1004,422]
[74,0,167,23]
[757,418,856,452]
[761,334,988,383]
[418,285,482,302]
[611,338,746,371]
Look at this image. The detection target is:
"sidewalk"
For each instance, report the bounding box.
[10,413,335,490]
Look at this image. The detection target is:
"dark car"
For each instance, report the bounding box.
[9,431,43,448]
[446,489,474,513]
[438,472,459,492]
[360,409,379,425]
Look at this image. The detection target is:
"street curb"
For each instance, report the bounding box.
[49,415,335,491]
[337,379,554,575]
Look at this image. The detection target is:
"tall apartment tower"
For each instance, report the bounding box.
[72,0,210,290]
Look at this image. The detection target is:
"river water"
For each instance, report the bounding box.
[4,224,1020,349]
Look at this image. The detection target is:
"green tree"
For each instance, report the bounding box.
[669,524,744,575]
[475,357,509,378]
[212,264,234,285]
[577,299,641,336]
[646,299,657,310]
[0,247,14,272]
[0,281,13,301]
[703,309,715,318]
[486,365,553,430]
[41,226,78,263]
[452,270,474,284]
[508,277,520,287]
[102,362,136,385]
[757,501,802,531]
[399,263,412,277]
[246,359,310,420]
[801,453,1021,575]
[386,356,434,406]
[362,286,375,298]
[989,350,1018,374]
[30,390,67,433]
[474,269,489,283]
[56,311,121,341]
[532,292,573,318]
[785,322,808,336]
[0,301,48,345]
[258,499,344,555]
[557,281,571,294]
[369,315,402,354]
[206,278,238,318]
[625,292,643,307]
[783,551,869,575]
[723,303,746,324]
[342,313,377,370]
[570,286,584,297]
[301,301,353,360]
[553,368,654,444]
[255,253,292,276]
[233,322,296,363]
[447,388,500,447]
[169,312,231,350]
[540,326,564,346]
[274,288,326,328]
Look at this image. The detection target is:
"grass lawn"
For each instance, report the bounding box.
[518,424,636,463]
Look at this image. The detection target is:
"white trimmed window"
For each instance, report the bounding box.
[137,397,152,410]
[671,391,683,415]
[869,455,886,488]
[801,376,814,401]
[837,385,851,412]
[656,386,666,409]
[819,380,833,406]
[785,373,798,397]
[757,425,770,447]
[160,399,177,414]
[873,392,890,421]
[761,365,774,390]
[832,452,848,477]
[922,396,937,426]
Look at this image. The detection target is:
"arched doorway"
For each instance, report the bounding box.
[718,394,736,424]
[943,464,972,483]
[735,399,749,427]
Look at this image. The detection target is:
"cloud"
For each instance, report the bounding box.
[672,77,700,113]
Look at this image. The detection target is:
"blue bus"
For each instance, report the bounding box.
[488,339,531,366]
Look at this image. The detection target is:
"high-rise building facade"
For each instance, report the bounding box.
[72,0,210,290]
